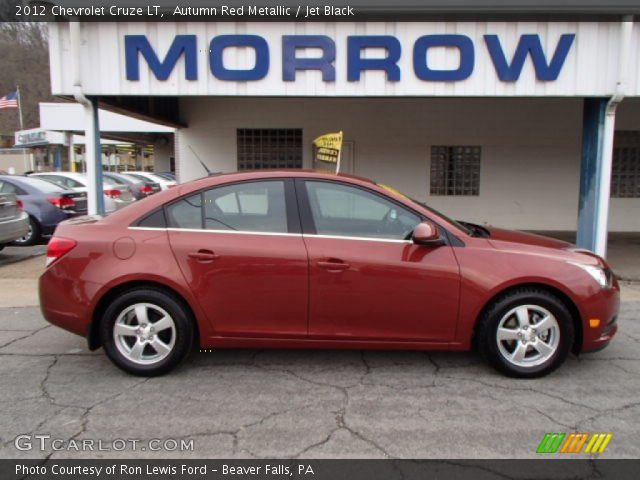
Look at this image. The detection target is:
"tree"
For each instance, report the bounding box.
[0,21,56,134]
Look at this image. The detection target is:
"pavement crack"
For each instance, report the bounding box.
[437,373,600,412]
[575,400,640,430]
[0,325,51,349]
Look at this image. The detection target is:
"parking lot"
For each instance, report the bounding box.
[0,246,639,459]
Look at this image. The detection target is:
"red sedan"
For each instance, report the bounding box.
[39,171,619,377]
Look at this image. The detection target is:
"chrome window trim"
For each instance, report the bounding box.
[128,227,412,244]
[129,226,301,237]
[304,234,412,244]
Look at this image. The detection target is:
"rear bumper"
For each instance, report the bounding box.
[579,286,620,353]
[0,211,29,244]
[39,264,101,338]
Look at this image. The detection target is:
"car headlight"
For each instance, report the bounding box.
[568,262,612,289]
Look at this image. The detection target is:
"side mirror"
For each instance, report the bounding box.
[412,221,445,246]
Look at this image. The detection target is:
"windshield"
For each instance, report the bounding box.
[410,198,474,236]
[375,182,472,236]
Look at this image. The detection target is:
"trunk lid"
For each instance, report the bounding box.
[0,193,19,221]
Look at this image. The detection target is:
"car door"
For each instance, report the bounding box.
[298,179,460,342]
[167,179,309,337]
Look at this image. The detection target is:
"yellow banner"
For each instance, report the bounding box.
[313,131,343,164]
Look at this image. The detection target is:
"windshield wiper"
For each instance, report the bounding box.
[458,221,490,238]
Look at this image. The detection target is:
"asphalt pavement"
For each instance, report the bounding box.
[0,305,639,459]
[0,247,639,459]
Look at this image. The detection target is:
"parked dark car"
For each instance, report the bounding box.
[102,172,161,200]
[0,175,88,246]
[0,192,29,250]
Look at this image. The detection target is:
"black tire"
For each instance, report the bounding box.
[100,288,195,376]
[475,288,574,378]
[11,216,40,247]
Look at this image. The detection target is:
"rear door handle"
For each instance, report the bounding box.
[317,260,350,271]
[188,249,220,262]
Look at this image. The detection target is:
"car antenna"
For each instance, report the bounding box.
[188,145,217,176]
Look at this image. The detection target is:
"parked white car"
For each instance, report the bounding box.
[121,171,177,191]
[30,172,136,213]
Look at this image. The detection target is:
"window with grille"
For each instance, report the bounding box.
[430,146,481,196]
[612,131,640,198]
[237,129,303,171]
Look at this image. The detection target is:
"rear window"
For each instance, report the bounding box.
[104,174,128,185]
[123,173,149,183]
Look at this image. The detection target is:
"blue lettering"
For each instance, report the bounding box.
[125,35,197,81]
[210,35,269,81]
[347,36,401,82]
[484,34,575,81]
[282,35,336,82]
[413,34,474,81]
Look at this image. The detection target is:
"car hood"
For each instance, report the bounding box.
[486,227,572,250]
[485,226,605,266]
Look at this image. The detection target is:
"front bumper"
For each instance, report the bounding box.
[580,285,620,353]
[0,211,29,244]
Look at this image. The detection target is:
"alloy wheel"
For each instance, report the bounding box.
[113,303,176,365]
[496,304,560,368]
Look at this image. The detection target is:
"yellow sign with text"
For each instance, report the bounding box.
[313,131,343,164]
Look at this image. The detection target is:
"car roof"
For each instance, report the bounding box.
[32,171,86,179]
[186,169,376,187]
[0,174,69,192]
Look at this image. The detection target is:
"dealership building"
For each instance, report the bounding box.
[47,13,640,255]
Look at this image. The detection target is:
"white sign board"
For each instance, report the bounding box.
[48,21,640,97]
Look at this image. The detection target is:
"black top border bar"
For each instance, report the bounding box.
[4,0,640,22]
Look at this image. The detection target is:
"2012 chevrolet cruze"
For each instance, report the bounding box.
[39,171,619,378]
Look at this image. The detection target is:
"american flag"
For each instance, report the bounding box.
[0,90,18,109]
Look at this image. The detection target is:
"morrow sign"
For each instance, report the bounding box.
[125,33,576,83]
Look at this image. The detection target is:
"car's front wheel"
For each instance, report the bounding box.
[476,288,574,378]
[100,288,195,376]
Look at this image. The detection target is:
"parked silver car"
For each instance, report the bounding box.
[0,192,29,251]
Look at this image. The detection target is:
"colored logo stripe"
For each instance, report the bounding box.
[537,433,566,453]
[585,433,613,454]
[538,433,612,454]
[560,433,589,453]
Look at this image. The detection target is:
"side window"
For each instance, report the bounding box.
[64,177,84,188]
[204,181,287,233]
[137,209,167,228]
[0,181,16,194]
[305,181,421,240]
[166,194,202,229]
[165,181,288,234]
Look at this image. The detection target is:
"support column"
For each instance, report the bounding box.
[576,97,617,257]
[84,97,105,215]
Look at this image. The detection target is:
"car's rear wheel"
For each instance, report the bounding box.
[11,217,40,247]
[476,288,574,378]
[100,288,194,376]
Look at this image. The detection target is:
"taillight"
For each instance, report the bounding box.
[46,237,77,267]
[47,196,76,210]
[16,199,23,210]
[139,185,154,195]
[104,189,121,198]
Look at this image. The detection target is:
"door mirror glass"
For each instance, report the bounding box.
[412,221,444,246]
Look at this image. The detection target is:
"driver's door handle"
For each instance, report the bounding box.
[317,260,350,271]
[188,249,220,262]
